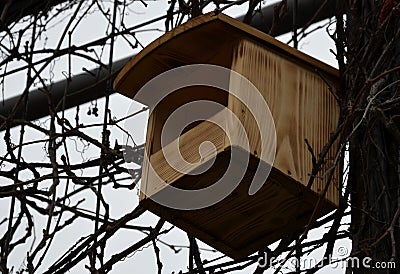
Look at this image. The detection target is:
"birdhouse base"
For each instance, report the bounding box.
[140,116,335,259]
[140,145,335,259]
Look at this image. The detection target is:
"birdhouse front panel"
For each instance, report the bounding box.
[114,13,340,259]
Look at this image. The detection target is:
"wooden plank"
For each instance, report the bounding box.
[144,86,228,155]
[141,112,229,198]
[141,146,336,259]
[229,39,339,205]
[113,12,338,102]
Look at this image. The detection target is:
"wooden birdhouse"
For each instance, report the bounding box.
[114,13,340,259]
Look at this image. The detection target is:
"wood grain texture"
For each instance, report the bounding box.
[229,39,340,206]
[142,117,228,197]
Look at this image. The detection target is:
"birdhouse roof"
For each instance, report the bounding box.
[113,12,338,102]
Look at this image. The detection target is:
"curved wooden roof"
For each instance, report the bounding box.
[113,12,338,102]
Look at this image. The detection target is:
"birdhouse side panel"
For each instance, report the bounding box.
[228,39,340,206]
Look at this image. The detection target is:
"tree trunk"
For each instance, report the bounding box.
[347,0,400,273]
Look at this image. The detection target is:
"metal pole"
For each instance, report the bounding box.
[0,0,70,29]
[237,0,335,35]
[0,57,130,121]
